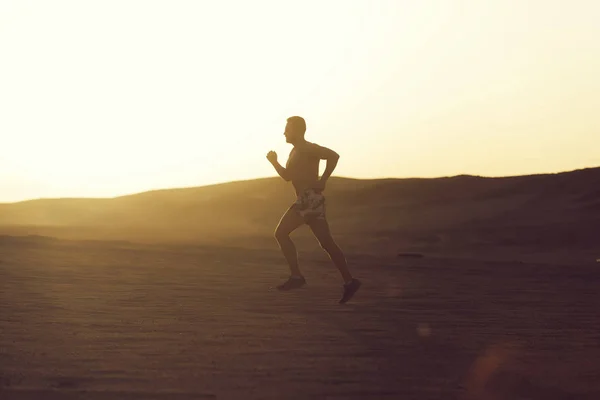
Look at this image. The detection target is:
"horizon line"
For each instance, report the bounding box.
[2,165,598,205]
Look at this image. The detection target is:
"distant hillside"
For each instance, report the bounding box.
[1,167,599,251]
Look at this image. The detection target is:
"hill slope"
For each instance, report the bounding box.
[1,168,599,251]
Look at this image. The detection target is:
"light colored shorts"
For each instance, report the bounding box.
[290,189,326,221]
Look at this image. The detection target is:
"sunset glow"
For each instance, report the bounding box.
[2,0,599,202]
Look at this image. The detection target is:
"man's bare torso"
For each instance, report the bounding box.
[286,142,321,195]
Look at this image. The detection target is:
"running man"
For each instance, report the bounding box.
[266,116,361,304]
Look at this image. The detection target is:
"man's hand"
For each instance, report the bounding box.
[268,150,291,181]
[266,151,278,164]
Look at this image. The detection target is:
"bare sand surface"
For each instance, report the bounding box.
[1,239,600,399]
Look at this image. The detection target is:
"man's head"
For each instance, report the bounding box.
[284,116,306,144]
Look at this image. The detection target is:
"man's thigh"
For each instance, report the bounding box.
[275,207,305,237]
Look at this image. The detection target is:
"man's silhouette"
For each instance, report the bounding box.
[266,116,361,304]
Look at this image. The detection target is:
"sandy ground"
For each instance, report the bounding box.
[1,239,600,399]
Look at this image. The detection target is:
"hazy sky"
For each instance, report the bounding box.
[2,0,599,202]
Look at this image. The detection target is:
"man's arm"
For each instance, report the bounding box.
[272,160,291,181]
[266,151,291,181]
[313,145,340,186]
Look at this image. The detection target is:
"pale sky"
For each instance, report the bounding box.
[2,0,599,202]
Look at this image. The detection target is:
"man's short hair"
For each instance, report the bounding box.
[287,116,306,135]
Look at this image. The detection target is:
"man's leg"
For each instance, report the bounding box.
[274,208,305,289]
[309,217,361,303]
[308,218,352,282]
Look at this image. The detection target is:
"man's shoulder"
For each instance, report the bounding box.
[298,141,323,152]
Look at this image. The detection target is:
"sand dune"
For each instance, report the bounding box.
[1,167,599,254]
